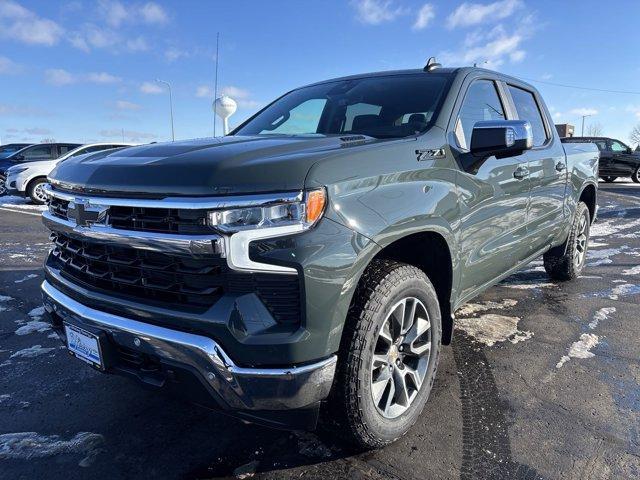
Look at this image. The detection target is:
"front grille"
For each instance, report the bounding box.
[48,196,211,235]
[48,232,302,323]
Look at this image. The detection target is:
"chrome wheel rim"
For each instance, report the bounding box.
[574,214,588,268]
[371,297,431,419]
[33,182,48,203]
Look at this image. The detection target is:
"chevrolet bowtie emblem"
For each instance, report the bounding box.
[67,199,109,227]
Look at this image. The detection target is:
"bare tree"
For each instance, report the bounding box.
[40,138,56,143]
[631,124,640,148]
[585,122,603,137]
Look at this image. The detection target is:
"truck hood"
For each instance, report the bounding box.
[49,135,377,197]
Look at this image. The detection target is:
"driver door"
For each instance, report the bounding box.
[451,79,531,301]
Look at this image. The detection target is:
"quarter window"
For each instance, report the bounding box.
[456,80,505,150]
[508,85,548,147]
[610,140,628,152]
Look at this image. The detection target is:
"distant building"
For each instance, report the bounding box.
[555,123,575,138]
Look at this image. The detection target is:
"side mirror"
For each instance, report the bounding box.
[470,120,533,159]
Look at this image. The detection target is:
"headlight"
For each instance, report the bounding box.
[207,188,326,233]
[7,166,28,175]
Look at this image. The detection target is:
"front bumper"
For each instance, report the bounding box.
[42,280,337,426]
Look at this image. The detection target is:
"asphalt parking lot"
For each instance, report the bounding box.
[1,182,639,480]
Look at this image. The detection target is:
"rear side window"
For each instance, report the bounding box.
[508,85,548,147]
[22,145,53,160]
[456,80,505,150]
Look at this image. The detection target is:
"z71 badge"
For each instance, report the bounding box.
[415,149,446,161]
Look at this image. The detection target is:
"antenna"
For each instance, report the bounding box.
[424,57,441,72]
[213,32,220,137]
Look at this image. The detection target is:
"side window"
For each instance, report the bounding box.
[345,103,382,131]
[610,140,627,152]
[507,85,548,147]
[261,98,327,135]
[594,141,607,151]
[456,80,505,150]
[22,145,53,160]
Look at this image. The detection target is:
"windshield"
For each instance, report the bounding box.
[234,74,450,139]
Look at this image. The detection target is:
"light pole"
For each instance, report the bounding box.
[581,114,591,136]
[156,78,175,141]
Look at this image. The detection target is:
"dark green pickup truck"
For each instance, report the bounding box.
[41,65,598,448]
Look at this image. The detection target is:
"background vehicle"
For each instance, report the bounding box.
[4,143,133,204]
[41,66,598,449]
[0,143,81,196]
[562,136,640,183]
[0,143,32,159]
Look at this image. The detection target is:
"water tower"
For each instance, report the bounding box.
[213,95,237,135]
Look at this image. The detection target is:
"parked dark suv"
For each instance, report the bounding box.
[0,143,32,159]
[562,136,640,183]
[0,143,82,195]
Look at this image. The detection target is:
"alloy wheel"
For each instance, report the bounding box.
[33,182,48,203]
[370,297,432,419]
[574,214,588,268]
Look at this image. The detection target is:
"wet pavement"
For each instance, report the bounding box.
[1,183,639,479]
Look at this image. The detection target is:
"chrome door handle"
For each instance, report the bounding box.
[555,162,566,172]
[513,167,529,180]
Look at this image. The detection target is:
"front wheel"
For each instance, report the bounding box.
[27,178,49,205]
[543,202,590,281]
[331,259,441,449]
[632,166,640,184]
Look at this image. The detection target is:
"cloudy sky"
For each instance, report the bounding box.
[1,0,639,144]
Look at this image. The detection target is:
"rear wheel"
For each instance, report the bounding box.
[543,202,590,281]
[602,176,617,183]
[27,178,48,205]
[632,166,640,183]
[331,259,441,449]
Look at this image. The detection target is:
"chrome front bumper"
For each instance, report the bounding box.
[41,281,337,411]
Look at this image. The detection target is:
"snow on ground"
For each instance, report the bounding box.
[14,274,38,284]
[10,345,55,358]
[15,321,51,336]
[0,431,105,467]
[622,265,640,275]
[0,196,46,211]
[588,307,616,329]
[556,334,600,368]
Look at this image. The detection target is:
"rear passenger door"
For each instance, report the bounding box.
[451,79,531,301]
[506,84,566,251]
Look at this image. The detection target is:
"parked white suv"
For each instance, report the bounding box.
[4,143,132,204]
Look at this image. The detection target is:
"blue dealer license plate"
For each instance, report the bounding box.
[64,323,104,369]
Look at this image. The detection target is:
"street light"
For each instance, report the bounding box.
[156,78,175,142]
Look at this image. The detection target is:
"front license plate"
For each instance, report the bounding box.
[64,323,104,369]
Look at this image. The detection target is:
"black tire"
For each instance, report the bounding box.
[0,174,6,196]
[632,166,640,184]
[27,178,48,205]
[543,202,590,281]
[602,176,617,183]
[331,259,441,449]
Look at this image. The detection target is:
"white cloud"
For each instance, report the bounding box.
[140,81,163,94]
[126,36,148,52]
[0,0,64,46]
[165,47,189,62]
[115,100,142,111]
[45,69,122,86]
[0,56,20,74]
[413,3,435,30]
[140,2,168,24]
[541,73,553,80]
[220,85,260,108]
[570,108,598,117]
[625,105,640,119]
[45,69,76,86]
[23,127,51,135]
[446,0,522,29]
[439,24,526,68]
[195,85,213,98]
[352,0,406,25]
[98,0,129,28]
[86,72,122,84]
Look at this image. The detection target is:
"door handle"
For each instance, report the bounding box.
[513,166,529,180]
[555,162,566,172]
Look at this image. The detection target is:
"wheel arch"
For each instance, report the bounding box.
[357,229,456,345]
[25,175,48,193]
[579,182,597,223]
